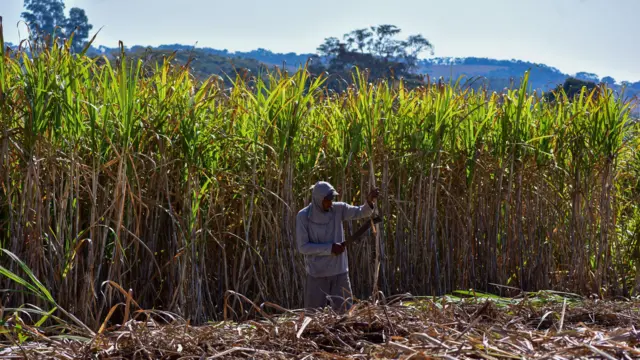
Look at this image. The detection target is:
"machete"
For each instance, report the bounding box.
[342,216,383,248]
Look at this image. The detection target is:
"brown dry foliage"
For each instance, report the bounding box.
[2,296,639,359]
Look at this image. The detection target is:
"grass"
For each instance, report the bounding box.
[0,25,640,334]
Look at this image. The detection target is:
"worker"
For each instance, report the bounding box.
[295,180,379,312]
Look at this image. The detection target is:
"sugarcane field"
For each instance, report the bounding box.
[2,1,640,358]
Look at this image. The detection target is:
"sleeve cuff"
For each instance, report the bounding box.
[325,243,334,255]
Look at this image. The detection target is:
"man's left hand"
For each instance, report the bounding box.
[331,243,346,255]
[367,187,380,208]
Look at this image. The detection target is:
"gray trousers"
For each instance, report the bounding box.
[304,272,354,313]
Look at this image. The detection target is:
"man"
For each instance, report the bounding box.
[295,181,379,312]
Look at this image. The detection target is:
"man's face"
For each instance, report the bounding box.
[322,197,332,211]
[322,192,334,211]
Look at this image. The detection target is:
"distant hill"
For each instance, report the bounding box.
[154,45,315,69]
[415,57,568,92]
[87,44,314,71]
[87,46,272,86]
[97,44,639,95]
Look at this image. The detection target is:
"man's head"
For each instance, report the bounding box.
[311,181,339,212]
[322,191,336,211]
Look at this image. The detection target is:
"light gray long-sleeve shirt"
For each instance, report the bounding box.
[296,182,374,278]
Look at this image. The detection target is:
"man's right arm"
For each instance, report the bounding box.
[296,213,333,255]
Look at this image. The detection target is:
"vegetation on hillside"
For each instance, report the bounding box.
[124,46,270,85]
[1,26,639,332]
[149,44,314,69]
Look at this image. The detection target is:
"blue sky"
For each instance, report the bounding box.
[2,0,639,82]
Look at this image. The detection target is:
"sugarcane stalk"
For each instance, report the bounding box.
[368,157,381,302]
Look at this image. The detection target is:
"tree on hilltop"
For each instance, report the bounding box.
[21,0,93,52]
[310,24,434,89]
[575,71,599,83]
[601,76,616,86]
[65,7,92,52]
[544,77,598,102]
